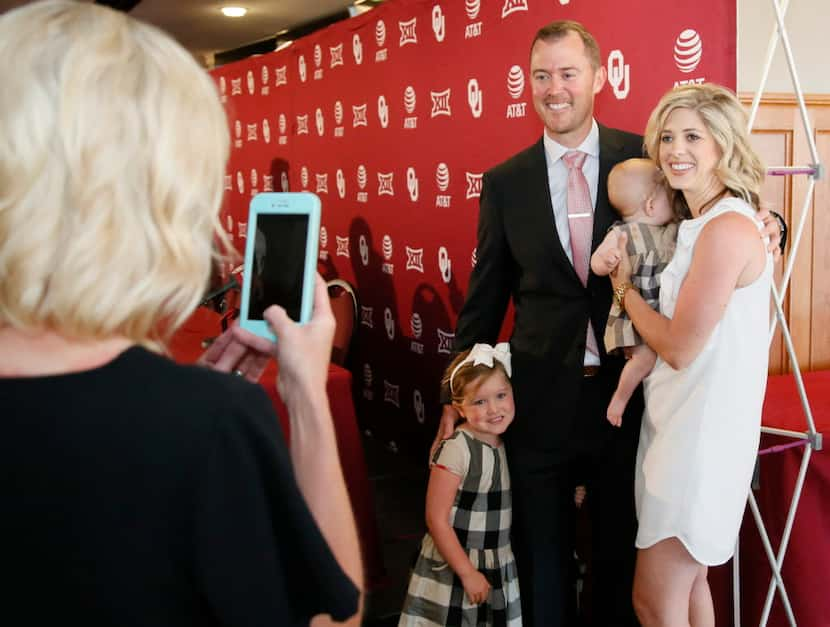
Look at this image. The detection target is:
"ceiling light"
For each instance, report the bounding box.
[221,7,247,18]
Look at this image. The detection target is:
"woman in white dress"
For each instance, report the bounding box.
[609,84,772,626]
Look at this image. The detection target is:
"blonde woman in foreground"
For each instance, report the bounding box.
[609,84,772,626]
[0,1,361,625]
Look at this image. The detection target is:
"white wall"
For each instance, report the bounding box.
[738,0,830,94]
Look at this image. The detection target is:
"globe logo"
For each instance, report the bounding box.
[411,313,423,339]
[278,113,286,134]
[357,164,367,190]
[382,234,393,260]
[300,166,309,188]
[314,44,322,68]
[404,86,416,114]
[436,162,450,191]
[334,100,343,125]
[375,20,386,47]
[320,226,328,248]
[674,29,702,73]
[465,0,481,20]
[507,65,525,99]
[363,363,373,387]
[260,65,268,85]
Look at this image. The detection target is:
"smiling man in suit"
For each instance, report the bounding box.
[436,21,643,626]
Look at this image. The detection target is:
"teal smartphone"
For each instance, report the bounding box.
[239,192,321,340]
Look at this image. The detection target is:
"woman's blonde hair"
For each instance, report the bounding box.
[644,83,765,217]
[0,0,230,348]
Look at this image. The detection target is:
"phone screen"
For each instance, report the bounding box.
[246,213,309,322]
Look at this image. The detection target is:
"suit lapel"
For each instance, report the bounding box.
[593,125,627,250]
[526,139,576,276]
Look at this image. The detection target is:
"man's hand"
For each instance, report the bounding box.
[197,323,273,382]
[429,404,459,462]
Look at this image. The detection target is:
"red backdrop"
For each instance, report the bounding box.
[210,0,735,455]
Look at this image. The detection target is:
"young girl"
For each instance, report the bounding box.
[399,343,521,626]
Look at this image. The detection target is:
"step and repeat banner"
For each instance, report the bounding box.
[211,0,735,455]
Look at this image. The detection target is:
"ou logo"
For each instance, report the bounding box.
[378,95,389,128]
[359,234,369,266]
[353,34,363,65]
[336,169,346,198]
[384,307,395,340]
[414,389,425,423]
[298,55,307,82]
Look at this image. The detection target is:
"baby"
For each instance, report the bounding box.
[591,158,679,426]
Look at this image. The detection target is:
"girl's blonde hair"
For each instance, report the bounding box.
[0,0,231,349]
[442,349,510,405]
[643,83,765,217]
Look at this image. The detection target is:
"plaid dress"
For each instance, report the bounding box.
[604,221,678,354]
[399,429,521,626]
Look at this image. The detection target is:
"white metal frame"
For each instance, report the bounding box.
[735,1,825,625]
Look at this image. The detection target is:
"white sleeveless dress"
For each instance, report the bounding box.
[635,197,773,565]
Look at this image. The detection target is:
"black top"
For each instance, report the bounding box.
[0,346,358,626]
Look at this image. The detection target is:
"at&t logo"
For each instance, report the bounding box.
[219,76,227,102]
[362,363,373,400]
[382,234,394,274]
[375,20,388,62]
[313,44,323,80]
[506,66,527,118]
[403,86,417,129]
[435,162,451,208]
[410,312,424,354]
[465,0,482,39]
[608,50,630,100]
[319,226,328,261]
[675,29,702,73]
[234,119,242,148]
[250,168,259,196]
[262,118,271,144]
[356,165,368,203]
[260,65,269,95]
[236,170,244,195]
[246,70,255,95]
[334,101,345,137]
[278,114,287,145]
[300,166,309,189]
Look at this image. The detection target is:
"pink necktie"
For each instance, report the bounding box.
[563,150,600,359]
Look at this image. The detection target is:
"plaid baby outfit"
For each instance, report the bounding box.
[604,221,678,354]
[399,429,521,626]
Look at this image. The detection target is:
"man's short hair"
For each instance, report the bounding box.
[530,20,602,70]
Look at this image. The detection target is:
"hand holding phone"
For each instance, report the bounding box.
[239,192,321,340]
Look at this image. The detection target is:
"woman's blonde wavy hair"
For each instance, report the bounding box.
[644,83,765,217]
[0,0,231,349]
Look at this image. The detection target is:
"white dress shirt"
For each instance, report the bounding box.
[542,119,601,366]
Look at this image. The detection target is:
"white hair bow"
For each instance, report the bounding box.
[449,342,512,391]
